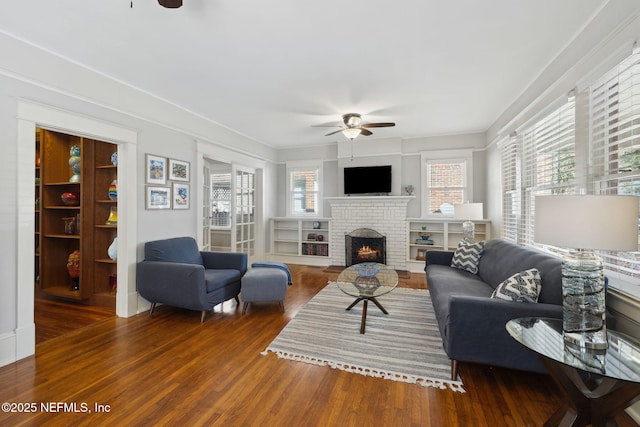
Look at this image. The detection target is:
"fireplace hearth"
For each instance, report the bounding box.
[345,228,386,266]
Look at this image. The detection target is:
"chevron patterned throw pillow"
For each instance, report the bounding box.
[450,240,485,274]
[491,268,542,303]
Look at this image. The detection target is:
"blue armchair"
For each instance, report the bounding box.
[137,236,248,322]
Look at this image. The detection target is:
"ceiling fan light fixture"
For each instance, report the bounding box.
[158,0,182,8]
[344,113,362,128]
[342,128,362,140]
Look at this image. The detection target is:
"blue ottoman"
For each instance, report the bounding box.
[241,268,288,314]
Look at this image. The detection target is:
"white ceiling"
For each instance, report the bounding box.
[0,0,609,148]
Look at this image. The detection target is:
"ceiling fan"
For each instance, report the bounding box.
[321,113,396,140]
[158,0,182,8]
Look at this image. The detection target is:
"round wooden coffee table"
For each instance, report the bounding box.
[336,263,399,334]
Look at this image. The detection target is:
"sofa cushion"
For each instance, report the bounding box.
[491,268,542,303]
[477,240,563,305]
[451,240,485,274]
[204,269,242,293]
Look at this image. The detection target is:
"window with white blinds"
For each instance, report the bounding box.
[500,137,520,243]
[499,99,576,248]
[521,99,576,247]
[589,48,640,283]
[287,161,322,217]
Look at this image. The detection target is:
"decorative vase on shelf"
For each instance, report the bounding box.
[62,217,76,235]
[69,145,81,183]
[108,236,117,261]
[108,180,117,201]
[66,250,80,291]
[109,274,117,296]
[61,192,80,206]
[111,151,118,166]
[106,206,118,225]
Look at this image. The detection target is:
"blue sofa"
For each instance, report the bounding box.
[137,236,248,322]
[425,239,564,379]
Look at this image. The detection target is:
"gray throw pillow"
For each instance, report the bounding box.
[491,268,542,303]
[450,240,485,274]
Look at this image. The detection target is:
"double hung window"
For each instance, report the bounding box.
[423,154,470,216]
[287,161,322,216]
[589,49,640,282]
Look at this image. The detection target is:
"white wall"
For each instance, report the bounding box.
[275,134,488,220]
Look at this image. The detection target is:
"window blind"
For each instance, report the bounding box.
[521,98,576,248]
[290,168,319,215]
[589,48,640,283]
[500,136,520,243]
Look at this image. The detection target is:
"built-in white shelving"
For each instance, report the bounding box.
[270,218,331,266]
[406,218,491,271]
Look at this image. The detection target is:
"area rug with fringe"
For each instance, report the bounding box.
[262,282,464,392]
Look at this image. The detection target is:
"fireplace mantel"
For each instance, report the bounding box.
[326,196,415,204]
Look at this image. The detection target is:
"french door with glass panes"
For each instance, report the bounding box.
[201,164,211,251]
[233,166,256,261]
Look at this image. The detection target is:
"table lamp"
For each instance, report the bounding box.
[535,195,638,349]
[454,203,484,243]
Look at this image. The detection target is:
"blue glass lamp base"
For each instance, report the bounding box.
[561,249,607,350]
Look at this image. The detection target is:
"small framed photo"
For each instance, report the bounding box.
[169,158,190,182]
[173,182,190,210]
[146,186,171,210]
[146,154,167,185]
[416,248,427,261]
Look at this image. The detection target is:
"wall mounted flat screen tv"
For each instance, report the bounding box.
[344,165,392,195]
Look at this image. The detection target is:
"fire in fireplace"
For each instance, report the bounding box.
[345,228,386,266]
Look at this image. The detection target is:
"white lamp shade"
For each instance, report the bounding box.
[342,128,361,140]
[535,195,639,251]
[454,203,483,220]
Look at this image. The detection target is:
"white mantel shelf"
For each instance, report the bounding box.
[325,196,415,203]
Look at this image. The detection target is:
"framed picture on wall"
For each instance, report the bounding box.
[169,158,190,182]
[146,186,171,210]
[146,154,167,185]
[172,182,190,210]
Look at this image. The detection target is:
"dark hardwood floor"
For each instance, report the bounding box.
[2,265,637,426]
[35,298,114,344]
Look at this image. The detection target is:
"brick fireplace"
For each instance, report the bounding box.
[326,196,413,269]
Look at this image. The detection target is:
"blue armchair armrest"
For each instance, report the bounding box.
[137,261,207,311]
[200,251,248,274]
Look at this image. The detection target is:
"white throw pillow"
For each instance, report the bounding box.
[491,268,542,303]
[450,240,485,274]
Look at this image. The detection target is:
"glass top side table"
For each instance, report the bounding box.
[506,317,640,426]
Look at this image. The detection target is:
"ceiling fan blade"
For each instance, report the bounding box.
[325,128,346,136]
[312,122,343,128]
[158,0,182,8]
[361,122,396,128]
[360,128,373,136]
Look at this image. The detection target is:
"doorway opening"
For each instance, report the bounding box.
[35,127,116,343]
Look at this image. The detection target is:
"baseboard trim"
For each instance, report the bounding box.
[0,331,17,368]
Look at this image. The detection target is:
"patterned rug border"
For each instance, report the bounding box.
[262,283,465,393]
